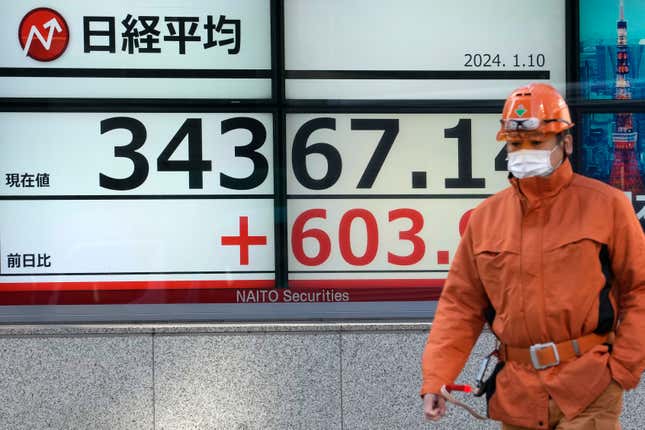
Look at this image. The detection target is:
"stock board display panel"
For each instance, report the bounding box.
[285,113,509,303]
[0,0,272,99]
[284,0,566,100]
[0,112,276,306]
[1,1,611,321]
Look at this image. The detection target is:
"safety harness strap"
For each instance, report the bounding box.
[440,385,488,420]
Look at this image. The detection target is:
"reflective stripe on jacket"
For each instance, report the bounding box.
[420,159,645,429]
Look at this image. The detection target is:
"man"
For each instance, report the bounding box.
[420,83,645,429]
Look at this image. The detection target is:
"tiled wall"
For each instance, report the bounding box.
[0,324,642,430]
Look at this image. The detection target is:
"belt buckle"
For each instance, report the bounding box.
[529,342,560,370]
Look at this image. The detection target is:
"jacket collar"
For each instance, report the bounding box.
[509,158,574,204]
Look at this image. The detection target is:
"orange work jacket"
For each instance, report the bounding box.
[421,159,645,429]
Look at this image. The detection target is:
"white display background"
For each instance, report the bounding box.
[287,198,479,273]
[286,113,509,277]
[286,113,507,195]
[1,0,272,98]
[0,199,275,275]
[285,0,566,99]
[0,112,274,195]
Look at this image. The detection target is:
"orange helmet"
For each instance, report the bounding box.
[496,83,574,141]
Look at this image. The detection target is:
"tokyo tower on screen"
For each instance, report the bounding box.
[609,0,645,194]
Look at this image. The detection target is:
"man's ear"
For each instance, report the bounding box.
[563,133,573,156]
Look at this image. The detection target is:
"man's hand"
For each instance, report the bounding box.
[423,393,446,421]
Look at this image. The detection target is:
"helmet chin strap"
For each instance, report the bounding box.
[556,131,570,161]
[552,143,565,172]
[543,136,567,176]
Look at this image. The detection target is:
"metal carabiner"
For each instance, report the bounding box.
[473,348,498,397]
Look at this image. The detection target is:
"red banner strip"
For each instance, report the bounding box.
[288,279,445,288]
[0,279,274,292]
[0,279,445,305]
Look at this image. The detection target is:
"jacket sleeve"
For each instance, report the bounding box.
[608,192,645,390]
[420,219,489,396]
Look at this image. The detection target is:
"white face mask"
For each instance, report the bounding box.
[506,147,558,179]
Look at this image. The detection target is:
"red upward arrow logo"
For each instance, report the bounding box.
[19,8,69,62]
